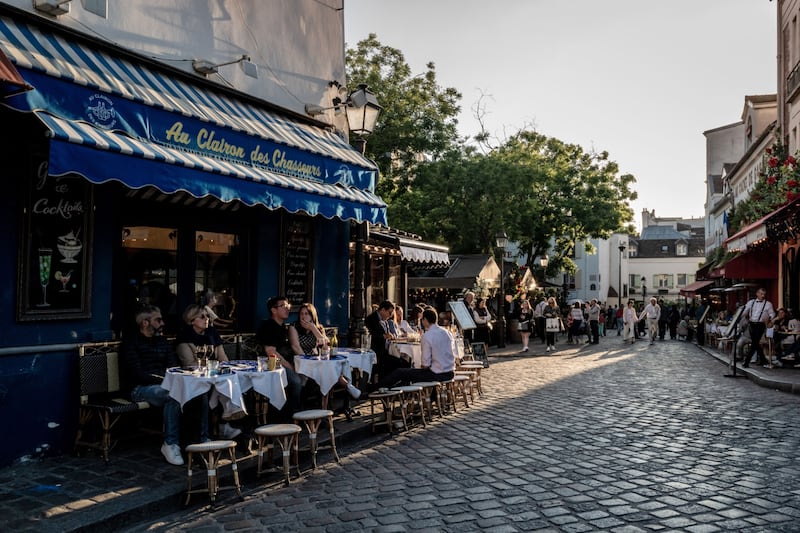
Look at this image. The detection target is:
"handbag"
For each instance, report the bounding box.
[546,317,560,333]
[518,320,530,332]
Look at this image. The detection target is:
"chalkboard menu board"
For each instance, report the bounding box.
[18,162,93,321]
[281,217,313,307]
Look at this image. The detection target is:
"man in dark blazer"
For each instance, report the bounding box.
[366,300,408,380]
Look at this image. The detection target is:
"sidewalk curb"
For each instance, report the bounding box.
[696,342,800,395]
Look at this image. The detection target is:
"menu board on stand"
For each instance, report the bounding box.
[18,158,93,320]
[281,217,313,309]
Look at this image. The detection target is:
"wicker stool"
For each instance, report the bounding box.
[391,385,426,428]
[255,423,301,485]
[438,379,458,414]
[452,374,472,408]
[184,440,242,505]
[293,409,339,469]
[367,389,404,434]
[458,362,484,397]
[454,370,477,403]
[410,381,443,421]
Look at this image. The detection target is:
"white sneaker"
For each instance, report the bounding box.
[220,423,242,440]
[347,383,362,400]
[161,442,184,466]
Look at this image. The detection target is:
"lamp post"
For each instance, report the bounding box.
[338,84,381,347]
[495,231,508,348]
[618,243,626,306]
[641,276,647,302]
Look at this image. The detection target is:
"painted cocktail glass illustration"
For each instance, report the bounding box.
[56,270,72,292]
[38,248,52,307]
[57,230,82,264]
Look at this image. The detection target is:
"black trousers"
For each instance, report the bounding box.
[590,320,599,343]
[745,322,767,366]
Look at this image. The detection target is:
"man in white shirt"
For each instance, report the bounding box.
[638,297,661,345]
[742,287,776,368]
[375,308,456,388]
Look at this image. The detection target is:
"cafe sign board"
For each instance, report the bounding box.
[18,157,93,321]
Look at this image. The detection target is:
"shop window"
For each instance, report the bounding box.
[195,231,239,331]
[121,226,178,331]
[120,226,239,334]
[368,254,386,310]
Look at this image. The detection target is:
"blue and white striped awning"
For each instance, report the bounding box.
[0,14,373,172]
[37,111,386,222]
[0,14,386,223]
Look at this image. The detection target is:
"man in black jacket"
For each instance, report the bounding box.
[366,300,408,381]
[120,305,208,466]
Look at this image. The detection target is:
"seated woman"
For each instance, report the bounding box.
[288,302,361,401]
[175,304,239,439]
[394,305,414,336]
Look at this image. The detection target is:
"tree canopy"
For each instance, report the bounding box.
[346,35,636,272]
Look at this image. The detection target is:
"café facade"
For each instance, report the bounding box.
[0,10,385,465]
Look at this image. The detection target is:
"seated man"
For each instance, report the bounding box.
[376,308,456,389]
[255,295,303,413]
[120,305,208,466]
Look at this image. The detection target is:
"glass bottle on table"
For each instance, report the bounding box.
[196,345,207,375]
[329,330,338,356]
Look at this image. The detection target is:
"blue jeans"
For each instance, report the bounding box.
[285,367,304,413]
[132,384,208,445]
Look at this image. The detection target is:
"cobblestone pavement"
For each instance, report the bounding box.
[124,339,800,532]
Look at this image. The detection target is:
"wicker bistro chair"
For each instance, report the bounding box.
[74,341,154,463]
[292,409,340,469]
[184,439,243,505]
[255,423,302,485]
[411,381,444,420]
[367,389,406,434]
[391,385,426,428]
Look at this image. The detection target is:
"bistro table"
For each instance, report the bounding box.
[294,354,351,409]
[161,367,248,419]
[231,362,289,410]
[337,347,377,378]
[389,339,464,368]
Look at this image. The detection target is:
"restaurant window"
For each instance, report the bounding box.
[195,231,239,332]
[368,253,386,309]
[120,226,240,335]
[386,256,401,304]
[121,226,178,332]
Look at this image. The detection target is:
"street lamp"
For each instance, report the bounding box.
[618,243,626,306]
[495,231,508,348]
[641,276,647,301]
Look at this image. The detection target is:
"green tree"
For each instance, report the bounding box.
[345,34,462,205]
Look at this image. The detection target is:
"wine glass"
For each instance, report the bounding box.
[57,270,72,293]
[196,345,208,373]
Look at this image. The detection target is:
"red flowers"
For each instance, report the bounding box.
[787,155,797,165]
[788,179,799,188]
[768,157,780,168]
[788,191,797,202]
[768,176,778,185]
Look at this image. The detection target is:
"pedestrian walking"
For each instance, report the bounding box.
[587,299,600,344]
[742,287,776,368]
[622,300,637,343]
[639,297,661,345]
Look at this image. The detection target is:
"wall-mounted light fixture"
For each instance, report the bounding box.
[192,54,251,77]
[33,0,71,16]
[305,82,382,138]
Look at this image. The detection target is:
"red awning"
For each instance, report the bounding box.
[0,49,31,98]
[678,279,715,297]
[722,249,778,280]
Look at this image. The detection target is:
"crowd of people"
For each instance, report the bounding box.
[119,296,457,467]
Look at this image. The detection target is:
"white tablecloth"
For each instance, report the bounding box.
[390,339,464,368]
[389,342,422,367]
[161,368,247,418]
[294,355,351,395]
[235,367,288,410]
[337,348,377,377]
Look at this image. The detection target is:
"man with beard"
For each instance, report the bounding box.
[120,305,208,466]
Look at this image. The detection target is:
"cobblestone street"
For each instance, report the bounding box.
[126,339,800,532]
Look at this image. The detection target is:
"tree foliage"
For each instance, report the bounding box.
[346,35,637,273]
[345,34,462,203]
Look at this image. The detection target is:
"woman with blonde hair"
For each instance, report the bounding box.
[517,299,534,352]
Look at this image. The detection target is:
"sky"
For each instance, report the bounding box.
[344,0,777,231]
